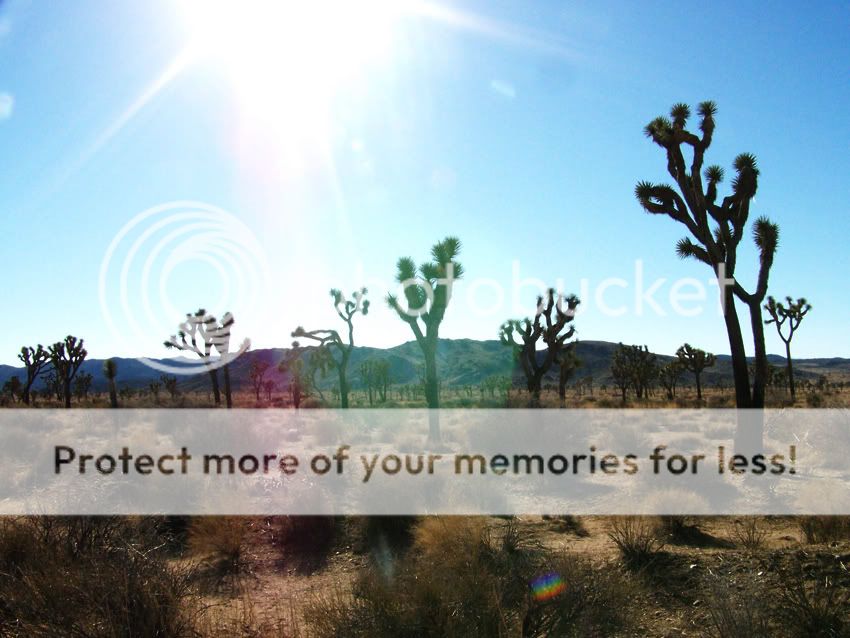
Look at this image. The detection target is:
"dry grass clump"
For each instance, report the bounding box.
[798,516,850,544]
[0,516,200,637]
[704,581,772,638]
[608,516,666,569]
[187,516,248,589]
[303,517,632,637]
[730,517,768,551]
[773,559,850,638]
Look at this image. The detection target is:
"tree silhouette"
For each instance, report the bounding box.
[2,376,21,404]
[610,344,657,402]
[164,309,248,408]
[74,372,93,402]
[387,237,463,441]
[263,379,276,402]
[249,356,271,401]
[636,101,779,409]
[659,360,683,400]
[306,346,333,402]
[18,344,49,405]
[556,344,581,407]
[292,288,369,408]
[676,343,716,400]
[500,289,580,405]
[48,336,87,409]
[161,374,179,400]
[164,309,221,405]
[103,358,119,408]
[278,342,308,409]
[764,295,812,400]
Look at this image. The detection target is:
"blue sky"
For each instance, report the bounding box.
[1,0,848,365]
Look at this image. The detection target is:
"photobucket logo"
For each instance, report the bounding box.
[98,201,269,375]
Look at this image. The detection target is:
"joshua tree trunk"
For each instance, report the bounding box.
[339,350,351,408]
[423,347,439,410]
[108,378,118,408]
[748,301,768,409]
[63,379,72,409]
[207,366,221,405]
[785,340,795,400]
[223,364,233,408]
[722,284,752,409]
[695,372,703,400]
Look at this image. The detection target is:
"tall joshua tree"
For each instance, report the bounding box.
[499,289,580,404]
[292,288,369,408]
[387,237,463,441]
[387,238,463,403]
[18,344,49,405]
[636,101,779,409]
[764,296,811,400]
[48,335,88,409]
[103,358,119,408]
[676,343,716,401]
[165,309,248,407]
[165,309,222,405]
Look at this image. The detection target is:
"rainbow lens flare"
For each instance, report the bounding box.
[531,572,567,601]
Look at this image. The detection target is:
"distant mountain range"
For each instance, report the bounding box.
[1,339,848,394]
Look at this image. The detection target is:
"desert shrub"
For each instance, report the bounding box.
[805,392,824,407]
[704,581,771,638]
[544,514,589,537]
[608,516,665,569]
[773,559,850,638]
[360,516,417,554]
[0,517,199,637]
[301,397,324,409]
[798,516,850,544]
[187,516,247,587]
[304,517,631,637]
[730,517,768,551]
[278,515,339,557]
[657,515,695,539]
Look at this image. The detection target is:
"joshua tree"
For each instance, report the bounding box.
[278,342,307,409]
[48,336,88,409]
[2,376,21,403]
[161,374,179,400]
[165,309,248,408]
[676,343,716,401]
[387,237,463,441]
[610,346,632,403]
[148,381,162,402]
[164,309,222,405]
[306,346,333,402]
[764,296,812,400]
[18,344,49,405]
[263,379,276,402]
[103,359,119,408]
[658,360,683,400]
[500,289,580,404]
[293,288,369,408]
[249,356,271,401]
[374,359,391,403]
[73,372,93,402]
[636,101,779,409]
[556,344,581,407]
[360,360,377,406]
[610,343,657,401]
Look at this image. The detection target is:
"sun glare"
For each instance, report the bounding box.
[177,0,399,141]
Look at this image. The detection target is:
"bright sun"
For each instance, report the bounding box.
[177,0,400,141]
